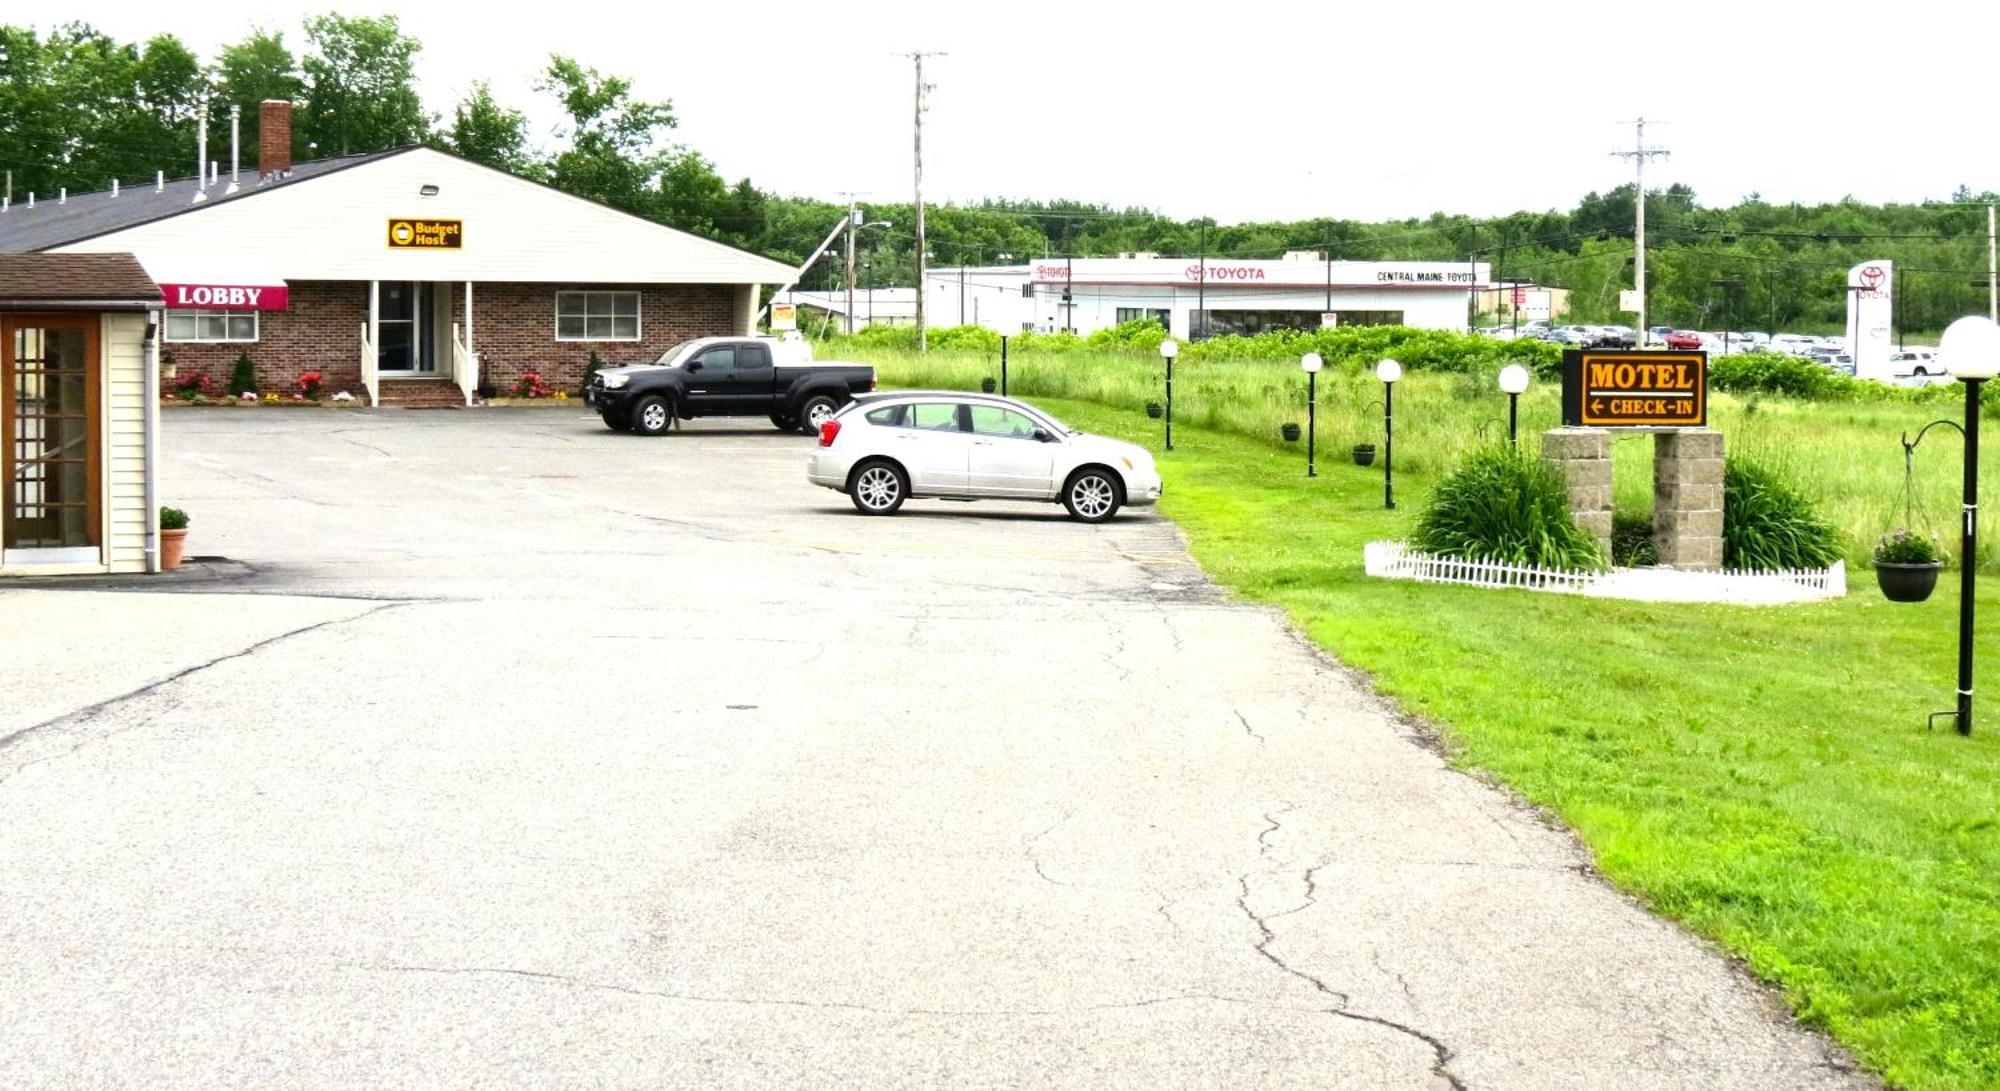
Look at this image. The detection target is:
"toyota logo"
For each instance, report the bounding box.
[1860,265,1885,289]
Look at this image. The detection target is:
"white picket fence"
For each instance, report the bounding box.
[1363,541,1845,605]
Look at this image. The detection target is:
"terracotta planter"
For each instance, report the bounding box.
[1874,560,1942,603]
[160,528,189,570]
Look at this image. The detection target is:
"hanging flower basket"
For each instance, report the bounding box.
[980,377,997,393]
[1874,562,1943,602]
[1352,443,1377,466]
[1280,423,1301,442]
[1145,402,1164,419]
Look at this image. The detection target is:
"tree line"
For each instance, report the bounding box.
[4,17,1996,334]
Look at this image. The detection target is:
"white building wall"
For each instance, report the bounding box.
[102,311,152,574]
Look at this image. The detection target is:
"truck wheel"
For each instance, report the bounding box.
[849,459,908,515]
[631,395,674,437]
[797,395,839,435]
[1062,467,1123,523]
[770,412,798,432]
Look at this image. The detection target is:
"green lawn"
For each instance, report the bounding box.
[991,392,2000,1091]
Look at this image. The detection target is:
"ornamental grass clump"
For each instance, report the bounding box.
[1410,444,1605,571]
[1722,458,1843,570]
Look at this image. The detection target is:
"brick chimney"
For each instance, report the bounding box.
[258,100,293,178]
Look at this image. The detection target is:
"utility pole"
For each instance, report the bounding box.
[1611,118,1670,342]
[843,204,860,336]
[906,51,944,352]
[1988,204,1997,323]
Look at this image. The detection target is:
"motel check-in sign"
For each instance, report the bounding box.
[1561,350,1708,428]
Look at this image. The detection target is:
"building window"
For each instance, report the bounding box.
[1193,310,1322,338]
[555,291,641,341]
[164,309,258,343]
[1335,311,1405,327]
[1115,307,1170,328]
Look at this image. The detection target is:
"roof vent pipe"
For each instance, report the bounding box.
[26,192,33,209]
[58,188,65,204]
[193,105,209,203]
[112,178,120,197]
[155,170,164,192]
[227,105,241,193]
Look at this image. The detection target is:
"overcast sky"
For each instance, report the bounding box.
[59,0,2000,224]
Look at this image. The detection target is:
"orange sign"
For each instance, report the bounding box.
[1562,350,1707,428]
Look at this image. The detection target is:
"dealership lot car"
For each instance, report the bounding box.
[807,392,1162,522]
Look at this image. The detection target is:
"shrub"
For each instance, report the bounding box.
[512,370,552,398]
[173,371,213,400]
[159,506,189,530]
[227,353,258,397]
[1612,510,1659,567]
[1874,527,1945,565]
[1722,458,1843,570]
[1410,444,1606,571]
[298,370,324,400]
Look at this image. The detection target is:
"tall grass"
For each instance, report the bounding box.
[841,342,2000,573]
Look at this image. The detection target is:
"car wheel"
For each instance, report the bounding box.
[631,395,674,437]
[601,410,630,432]
[849,459,908,516]
[798,395,839,435]
[1062,467,1123,523]
[770,412,798,432]
[1913,366,1931,377]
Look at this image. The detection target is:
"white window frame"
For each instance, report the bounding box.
[554,290,643,342]
[163,308,259,343]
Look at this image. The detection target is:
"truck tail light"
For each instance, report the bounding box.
[868,376,877,391]
[818,419,841,447]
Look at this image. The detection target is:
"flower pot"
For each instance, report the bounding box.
[160,528,189,571]
[981,378,997,393]
[1352,445,1377,467]
[1875,560,1942,603]
[1145,403,1164,419]
[1280,423,1301,442]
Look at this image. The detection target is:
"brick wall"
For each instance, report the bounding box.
[162,281,366,396]
[470,283,736,393]
[160,280,739,398]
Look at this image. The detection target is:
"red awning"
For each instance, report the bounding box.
[141,258,288,311]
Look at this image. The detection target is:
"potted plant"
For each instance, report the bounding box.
[160,506,190,570]
[1352,442,1377,466]
[981,377,998,393]
[1873,527,1945,602]
[1280,422,1301,442]
[1145,401,1164,419]
[298,369,324,401]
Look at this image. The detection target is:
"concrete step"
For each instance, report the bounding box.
[378,380,465,408]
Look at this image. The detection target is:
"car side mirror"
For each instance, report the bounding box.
[1032,428,1055,443]
[686,360,703,372]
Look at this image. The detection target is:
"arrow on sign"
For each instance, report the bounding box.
[1590,397,1605,415]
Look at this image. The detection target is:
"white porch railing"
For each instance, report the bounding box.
[450,322,478,406]
[1363,541,1845,606]
[359,321,378,407]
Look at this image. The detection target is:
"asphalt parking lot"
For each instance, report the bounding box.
[0,408,1869,1089]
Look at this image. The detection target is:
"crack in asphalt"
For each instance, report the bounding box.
[1238,806,1469,1091]
[362,962,1333,1018]
[0,601,410,782]
[1235,709,1266,746]
[1023,810,1075,887]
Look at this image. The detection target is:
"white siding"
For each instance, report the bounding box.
[101,312,152,574]
[56,148,796,286]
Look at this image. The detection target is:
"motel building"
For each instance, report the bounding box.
[0,101,795,408]
[918,254,1493,339]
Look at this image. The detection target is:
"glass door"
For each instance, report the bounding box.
[378,281,417,372]
[3,315,99,551]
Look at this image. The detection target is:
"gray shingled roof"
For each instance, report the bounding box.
[0,148,408,254]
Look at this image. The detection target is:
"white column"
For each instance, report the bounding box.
[464,281,474,352]
[368,280,379,361]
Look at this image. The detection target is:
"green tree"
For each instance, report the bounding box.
[537,55,676,216]
[437,81,534,174]
[214,28,301,161]
[300,14,427,157]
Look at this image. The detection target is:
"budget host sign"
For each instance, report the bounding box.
[1561,350,1707,428]
[159,283,289,311]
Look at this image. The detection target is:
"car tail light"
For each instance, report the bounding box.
[818,419,841,447]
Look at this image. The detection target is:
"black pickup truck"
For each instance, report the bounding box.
[585,336,876,436]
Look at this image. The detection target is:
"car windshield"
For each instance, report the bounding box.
[1024,403,1078,435]
[653,340,707,367]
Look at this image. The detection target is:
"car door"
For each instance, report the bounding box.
[888,401,970,494]
[966,404,1056,498]
[682,345,736,413]
[726,343,774,412]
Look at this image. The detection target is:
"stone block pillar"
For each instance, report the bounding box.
[1541,428,1612,560]
[1654,429,1725,569]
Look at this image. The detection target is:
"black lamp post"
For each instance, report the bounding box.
[1301,351,1323,476]
[1933,316,2000,736]
[1159,338,1179,451]
[1376,357,1402,508]
[1498,363,1529,447]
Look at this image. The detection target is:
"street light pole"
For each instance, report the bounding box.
[1938,315,2000,736]
[1377,357,1402,509]
[1159,339,1180,451]
[1499,364,1530,447]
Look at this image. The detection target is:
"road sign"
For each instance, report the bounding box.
[1618,288,1642,313]
[1512,286,1526,307]
[1561,350,1707,428]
